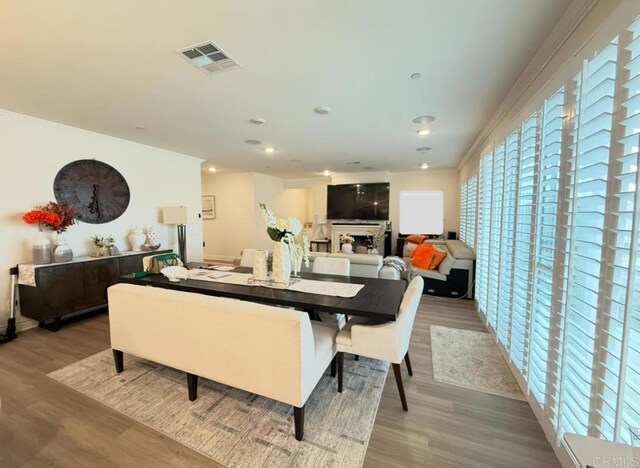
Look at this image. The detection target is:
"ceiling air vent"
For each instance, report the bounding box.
[176,41,241,75]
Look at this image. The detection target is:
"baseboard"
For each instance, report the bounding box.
[0,316,36,335]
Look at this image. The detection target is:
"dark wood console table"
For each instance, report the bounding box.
[11,250,171,331]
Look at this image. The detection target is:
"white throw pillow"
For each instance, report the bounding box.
[438,253,457,275]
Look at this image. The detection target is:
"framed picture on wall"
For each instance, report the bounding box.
[202,195,215,220]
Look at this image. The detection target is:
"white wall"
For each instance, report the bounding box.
[201,173,255,260]
[387,170,460,237]
[202,172,313,260]
[0,109,204,332]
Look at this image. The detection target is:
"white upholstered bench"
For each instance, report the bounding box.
[107,283,338,440]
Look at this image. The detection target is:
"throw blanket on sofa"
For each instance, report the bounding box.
[383,256,408,273]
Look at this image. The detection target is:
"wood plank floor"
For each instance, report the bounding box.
[0,296,560,467]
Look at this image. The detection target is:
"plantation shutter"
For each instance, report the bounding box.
[611,17,640,444]
[528,88,566,406]
[486,142,506,329]
[476,153,494,315]
[497,131,520,348]
[467,175,478,248]
[460,180,468,244]
[558,39,619,438]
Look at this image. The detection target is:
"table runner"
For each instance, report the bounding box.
[188,269,364,298]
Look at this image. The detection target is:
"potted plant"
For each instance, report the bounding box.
[91,235,116,257]
[339,233,355,254]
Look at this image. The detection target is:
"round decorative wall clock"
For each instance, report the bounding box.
[53,159,130,224]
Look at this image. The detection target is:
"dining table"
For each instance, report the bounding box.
[118,266,406,322]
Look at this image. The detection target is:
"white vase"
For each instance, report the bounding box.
[32,230,52,265]
[272,240,291,284]
[341,243,353,254]
[253,250,269,281]
[53,235,73,263]
[129,227,146,252]
[146,226,160,247]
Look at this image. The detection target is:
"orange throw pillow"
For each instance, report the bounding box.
[406,234,427,245]
[411,244,435,269]
[411,242,432,258]
[429,248,447,270]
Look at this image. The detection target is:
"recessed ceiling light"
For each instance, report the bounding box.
[245,139,262,145]
[421,163,429,170]
[417,129,430,136]
[323,170,331,176]
[135,126,145,131]
[412,115,436,124]
[314,106,331,115]
[416,146,432,152]
[250,118,266,125]
[264,147,275,153]
[410,73,422,80]
[208,166,217,173]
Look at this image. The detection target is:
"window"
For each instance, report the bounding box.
[474,13,640,447]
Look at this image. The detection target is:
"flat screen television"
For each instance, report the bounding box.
[327,183,390,220]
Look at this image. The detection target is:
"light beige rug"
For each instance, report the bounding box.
[430,325,525,401]
[48,350,388,467]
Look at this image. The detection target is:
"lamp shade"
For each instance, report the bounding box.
[162,206,188,225]
[314,214,327,225]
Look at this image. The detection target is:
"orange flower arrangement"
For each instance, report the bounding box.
[22,209,62,231]
[23,201,77,233]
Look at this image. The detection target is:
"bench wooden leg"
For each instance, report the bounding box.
[187,373,198,401]
[405,352,413,376]
[330,355,337,378]
[112,349,123,374]
[392,363,408,411]
[337,352,344,393]
[294,405,305,441]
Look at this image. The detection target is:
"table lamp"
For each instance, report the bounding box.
[314,214,327,239]
[162,206,188,263]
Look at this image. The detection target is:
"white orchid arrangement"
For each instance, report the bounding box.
[339,233,355,244]
[259,203,310,267]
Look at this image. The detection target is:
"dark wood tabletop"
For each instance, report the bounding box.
[118,267,406,322]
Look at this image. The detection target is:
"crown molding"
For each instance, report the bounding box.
[456,0,600,171]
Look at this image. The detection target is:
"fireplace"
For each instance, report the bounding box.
[331,223,388,255]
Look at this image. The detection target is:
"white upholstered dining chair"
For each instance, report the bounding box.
[239,249,258,267]
[335,276,424,410]
[312,257,350,328]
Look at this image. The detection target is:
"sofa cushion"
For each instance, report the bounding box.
[410,267,447,281]
[429,247,447,270]
[411,244,435,269]
[438,253,457,275]
[403,241,419,258]
[405,234,427,244]
[445,240,475,260]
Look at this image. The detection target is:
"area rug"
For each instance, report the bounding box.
[430,325,525,401]
[48,350,388,467]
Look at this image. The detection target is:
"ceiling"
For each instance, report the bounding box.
[0,0,572,178]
